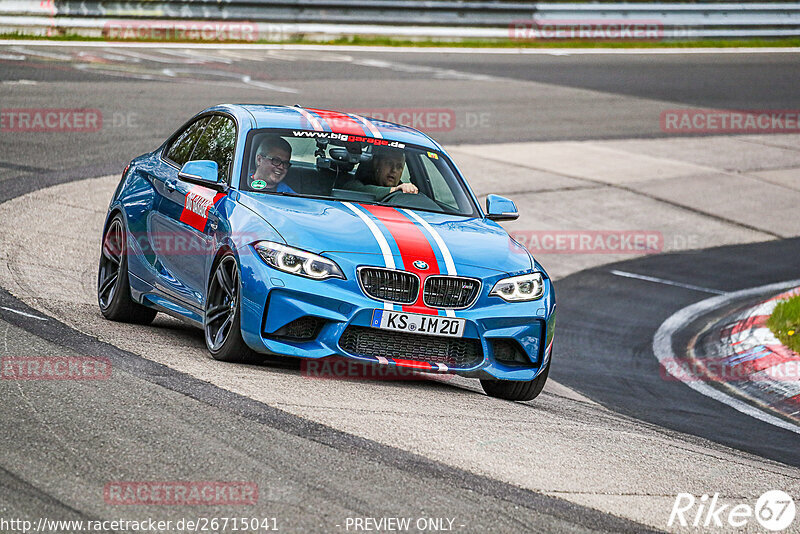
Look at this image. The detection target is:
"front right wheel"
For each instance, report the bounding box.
[480,362,549,402]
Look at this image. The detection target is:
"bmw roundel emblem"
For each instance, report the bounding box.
[413,260,429,270]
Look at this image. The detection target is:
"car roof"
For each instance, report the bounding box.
[208,104,443,151]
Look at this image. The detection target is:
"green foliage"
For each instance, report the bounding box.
[768,294,800,354]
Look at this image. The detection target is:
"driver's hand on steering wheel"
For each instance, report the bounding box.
[390,183,418,194]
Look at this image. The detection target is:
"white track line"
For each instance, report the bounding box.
[610,270,726,295]
[1,40,799,54]
[8,45,72,60]
[0,306,47,321]
[0,51,26,60]
[653,279,800,435]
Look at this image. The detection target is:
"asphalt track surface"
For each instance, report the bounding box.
[552,238,800,466]
[1,44,800,532]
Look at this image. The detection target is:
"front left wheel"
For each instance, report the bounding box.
[204,253,257,363]
[97,215,157,325]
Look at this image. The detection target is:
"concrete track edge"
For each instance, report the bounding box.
[653,279,800,435]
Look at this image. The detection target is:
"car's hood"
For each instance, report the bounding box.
[237,193,532,274]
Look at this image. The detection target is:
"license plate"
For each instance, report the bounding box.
[370,309,465,338]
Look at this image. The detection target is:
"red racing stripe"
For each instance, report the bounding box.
[361,204,440,315]
[306,108,367,136]
[392,359,433,370]
[179,184,224,232]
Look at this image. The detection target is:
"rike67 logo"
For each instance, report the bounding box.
[668,491,795,531]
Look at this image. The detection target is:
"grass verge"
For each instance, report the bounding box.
[768,294,800,354]
[1,32,800,48]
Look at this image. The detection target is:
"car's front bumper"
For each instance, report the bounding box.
[238,248,555,381]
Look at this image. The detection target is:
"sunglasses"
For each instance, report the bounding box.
[258,154,292,168]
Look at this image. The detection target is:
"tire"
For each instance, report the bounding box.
[480,362,550,402]
[204,253,257,363]
[97,214,158,325]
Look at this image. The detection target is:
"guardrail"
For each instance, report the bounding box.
[2,1,800,40]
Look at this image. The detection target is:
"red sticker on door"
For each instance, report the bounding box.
[179,185,224,231]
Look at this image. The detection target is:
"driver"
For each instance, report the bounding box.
[343,146,418,199]
[249,135,296,193]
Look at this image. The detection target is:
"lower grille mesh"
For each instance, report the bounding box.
[339,326,483,368]
[491,339,532,366]
[269,316,324,341]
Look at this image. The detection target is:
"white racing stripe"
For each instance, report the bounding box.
[349,113,382,138]
[343,202,395,311]
[401,209,456,275]
[653,278,800,435]
[293,107,324,131]
[401,208,457,317]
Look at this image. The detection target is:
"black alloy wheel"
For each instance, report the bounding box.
[97,215,157,324]
[205,254,256,363]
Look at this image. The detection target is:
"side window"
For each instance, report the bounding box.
[420,153,457,208]
[165,117,210,167]
[400,163,411,184]
[191,115,236,182]
[284,137,317,165]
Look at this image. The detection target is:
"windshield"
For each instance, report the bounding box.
[239,129,479,217]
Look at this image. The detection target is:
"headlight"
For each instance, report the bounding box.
[254,241,345,280]
[490,272,544,302]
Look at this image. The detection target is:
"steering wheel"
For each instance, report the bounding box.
[380,190,442,211]
[380,189,410,203]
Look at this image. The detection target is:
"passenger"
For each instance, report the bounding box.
[343,146,418,199]
[249,135,296,193]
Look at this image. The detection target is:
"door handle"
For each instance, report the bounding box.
[165,179,177,192]
[207,209,219,232]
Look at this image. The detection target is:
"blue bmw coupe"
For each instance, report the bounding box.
[98,105,555,401]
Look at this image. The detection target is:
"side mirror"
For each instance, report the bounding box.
[178,160,225,191]
[485,194,519,221]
